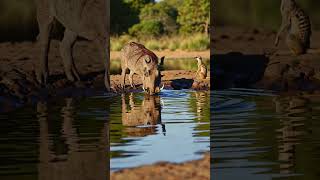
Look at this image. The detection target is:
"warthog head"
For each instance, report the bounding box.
[142,56,165,95]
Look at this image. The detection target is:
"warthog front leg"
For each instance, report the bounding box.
[129,71,135,88]
[36,18,53,85]
[121,68,127,89]
[59,29,80,82]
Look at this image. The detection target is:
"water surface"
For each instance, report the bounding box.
[0,97,109,180]
[0,89,210,179]
[110,90,210,171]
[212,89,320,180]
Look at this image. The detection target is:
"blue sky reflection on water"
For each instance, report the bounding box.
[110,90,210,171]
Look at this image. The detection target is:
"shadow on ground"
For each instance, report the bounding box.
[211,52,269,89]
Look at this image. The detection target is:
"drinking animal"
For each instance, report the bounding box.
[121,42,164,95]
[35,0,110,90]
[274,0,311,55]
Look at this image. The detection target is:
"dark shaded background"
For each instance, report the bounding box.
[0,0,210,42]
[0,0,38,42]
[215,0,320,30]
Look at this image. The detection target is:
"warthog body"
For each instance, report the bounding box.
[35,0,110,90]
[121,42,163,95]
[121,93,161,127]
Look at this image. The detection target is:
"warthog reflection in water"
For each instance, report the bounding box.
[121,93,165,136]
[36,99,109,180]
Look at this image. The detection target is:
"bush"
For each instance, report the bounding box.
[139,2,178,34]
[129,20,164,38]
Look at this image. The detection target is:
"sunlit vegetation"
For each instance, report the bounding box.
[111,0,210,51]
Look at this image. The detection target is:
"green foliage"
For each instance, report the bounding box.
[115,0,211,36]
[111,0,155,35]
[111,0,139,35]
[139,1,179,34]
[129,20,164,37]
[165,0,183,9]
[177,0,210,34]
[125,0,155,12]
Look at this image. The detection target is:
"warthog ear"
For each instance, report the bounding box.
[159,56,165,65]
[145,58,151,63]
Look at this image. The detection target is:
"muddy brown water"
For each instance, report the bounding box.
[212,89,320,180]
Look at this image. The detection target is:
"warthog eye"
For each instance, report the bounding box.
[145,58,151,63]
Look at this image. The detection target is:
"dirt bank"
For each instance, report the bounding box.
[212,26,320,91]
[0,40,210,112]
[110,153,210,180]
[111,50,210,59]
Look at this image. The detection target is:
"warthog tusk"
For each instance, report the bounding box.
[160,99,165,107]
[142,85,146,92]
[160,84,164,91]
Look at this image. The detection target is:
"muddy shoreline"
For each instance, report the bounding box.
[110,153,210,180]
[0,40,210,113]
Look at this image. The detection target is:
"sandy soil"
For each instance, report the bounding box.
[110,153,210,180]
[213,26,320,54]
[212,26,320,91]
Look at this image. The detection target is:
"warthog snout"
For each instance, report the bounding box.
[142,67,165,95]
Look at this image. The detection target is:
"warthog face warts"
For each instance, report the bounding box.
[142,58,162,95]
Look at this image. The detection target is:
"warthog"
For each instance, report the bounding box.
[121,93,161,127]
[35,0,110,90]
[121,42,164,95]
